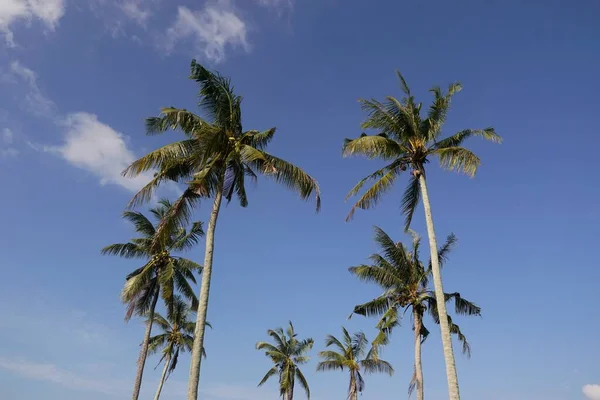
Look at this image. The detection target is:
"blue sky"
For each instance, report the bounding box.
[0,0,599,399]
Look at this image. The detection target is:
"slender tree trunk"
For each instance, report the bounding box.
[132,287,160,400]
[187,181,224,400]
[414,311,424,400]
[153,356,170,400]
[349,373,358,400]
[418,173,460,400]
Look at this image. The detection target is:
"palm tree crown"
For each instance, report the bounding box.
[350,227,481,396]
[123,59,320,231]
[316,327,393,400]
[343,71,502,228]
[256,322,314,400]
[102,199,203,318]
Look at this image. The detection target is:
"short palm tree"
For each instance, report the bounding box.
[350,227,481,400]
[316,327,393,400]
[148,296,211,400]
[256,322,314,400]
[343,71,500,399]
[123,60,320,400]
[101,199,203,400]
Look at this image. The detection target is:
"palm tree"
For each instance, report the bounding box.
[316,327,393,400]
[148,296,211,400]
[343,71,500,399]
[350,226,481,400]
[256,322,314,400]
[101,199,203,400]
[123,60,320,400]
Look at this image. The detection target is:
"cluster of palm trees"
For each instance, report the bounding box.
[102,59,500,400]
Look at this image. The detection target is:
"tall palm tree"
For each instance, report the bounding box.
[343,71,500,399]
[350,226,481,400]
[123,60,320,400]
[148,296,211,400]
[256,322,314,400]
[316,327,393,400]
[101,199,203,400]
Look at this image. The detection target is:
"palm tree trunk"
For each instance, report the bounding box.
[132,287,160,400]
[418,173,460,400]
[154,356,170,400]
[187,180,224,400]
[349,373,358,400]
[414,311,424,400]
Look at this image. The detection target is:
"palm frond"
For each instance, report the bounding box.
[432,146,481,177]
[401,173,421,231]
[316,360,343,372]
[295,367,311,399]
[345,166,401,221]
[342,134,401,160]
[360,359,394,375]
[146,108,212,137]
[257,366,278,387]
[101,243,148,259]
[433,127,501,149]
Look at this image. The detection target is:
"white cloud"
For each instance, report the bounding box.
[45,112,154,192]
[256,0,293,9]
[0,127,18,157]
[584,384,600,400]
[165,3,249,63]
[0,0,65,46]
[9,60,56,117]
[120,0,152,26]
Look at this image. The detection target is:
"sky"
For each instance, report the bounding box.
[0,0,599,399]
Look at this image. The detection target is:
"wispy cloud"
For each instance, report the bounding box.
[119,0,156,27]
[0,358,122,395]
[45,112,155,193]
[0,0,65,46]
[9,60,56,117]
[1,127,18,157]
[165,2,249,63]
[584,384,600,400]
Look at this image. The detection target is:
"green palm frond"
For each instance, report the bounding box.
[433,127,501,149]
[360,359,394,375]
[295,367,311,399]
[342,134,401,160]
[346,166,401,221]
[101,243,147,259]
[400,173,421,231]
[257,366,278,387]
[146,107,212,136]
[432,146,481,177]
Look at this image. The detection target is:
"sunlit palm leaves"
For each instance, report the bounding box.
[148,296,210,400]
[343,71,501,229]
[123,60,321,238]
[350,227,480,393]
[102,199,203,318]
[256,322,314,399]
[316,327,393,399]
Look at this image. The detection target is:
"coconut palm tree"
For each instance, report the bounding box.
[350,226,481,400]
[148,296,211,400]
[316,327,393,400]
[343,71,500,399]
[256,322,314,400]
[101,199,203,400]
[122,60,320,400]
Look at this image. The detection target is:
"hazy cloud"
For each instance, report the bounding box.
[0,127,18,157]
[165,2,249,63]
[9,60,56,117]
[584,384,600,400]
[0,0,65,46]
